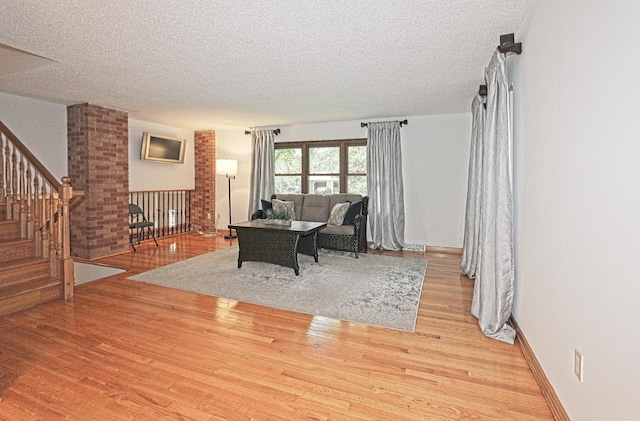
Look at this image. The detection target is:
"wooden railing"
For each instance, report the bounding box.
[129,190,194,240]
[1,121,76,299]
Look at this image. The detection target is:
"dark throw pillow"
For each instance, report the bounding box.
[342,201,362,226]
[261,199,273,211]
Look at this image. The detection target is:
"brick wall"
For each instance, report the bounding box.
[191,130,216,232]
[67,103,130,259]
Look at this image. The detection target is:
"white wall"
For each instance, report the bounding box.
[401,114,470,247]
[0,96,196,192]
[0,92,68,180]
[128,119,195,191]
[216,113,470,248]
[510,1,640,420]
[214,130,252,232]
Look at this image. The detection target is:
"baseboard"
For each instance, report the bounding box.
[367,243,462,255]
[511,316,570,421]
[74,249,131,262]
[367,241,462,255]
[426,245,462,255]
[402,243,426,252]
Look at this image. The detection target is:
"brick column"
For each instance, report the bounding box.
[67,103,130,259]
[191,130,216,232]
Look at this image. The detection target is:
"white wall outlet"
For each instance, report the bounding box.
[207,213,212,220]
[574,349,584,383]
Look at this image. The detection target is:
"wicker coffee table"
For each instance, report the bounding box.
[228,220,327,275]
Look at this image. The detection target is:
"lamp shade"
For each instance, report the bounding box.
[216,159,238,176]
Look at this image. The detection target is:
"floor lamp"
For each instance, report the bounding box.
[216,159,238,239]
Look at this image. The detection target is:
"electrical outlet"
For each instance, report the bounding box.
[207,213,212,220]
[574,349,584,383]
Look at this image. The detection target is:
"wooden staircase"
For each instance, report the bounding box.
[0,204,61,316]
[1,121,75,316]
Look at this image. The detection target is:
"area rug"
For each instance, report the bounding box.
[128,247,427,332]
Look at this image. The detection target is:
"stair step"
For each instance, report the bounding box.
[0,218,62,316]
[0,238,34,262]
[0,219,20,241]
[0,276,59,300]
[0,278,61,317]
[0,257,49,286]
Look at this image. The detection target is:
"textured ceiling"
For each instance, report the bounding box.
[0,1,534,130]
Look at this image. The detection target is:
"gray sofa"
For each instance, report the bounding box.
[253,193,368,258]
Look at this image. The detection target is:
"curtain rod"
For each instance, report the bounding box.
[476,34,521,95]
[244,128,281,135]
[360,119,408,128]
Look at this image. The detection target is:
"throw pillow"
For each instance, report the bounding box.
[327,202,350,226]
[261,199,272,211]
[271,199,295,220]
[342,200,362,226]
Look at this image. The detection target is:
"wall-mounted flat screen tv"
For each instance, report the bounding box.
[140,132,186,164]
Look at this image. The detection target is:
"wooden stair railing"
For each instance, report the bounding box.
[1,120,77,301]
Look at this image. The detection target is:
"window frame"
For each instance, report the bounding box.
[274,138,367,194]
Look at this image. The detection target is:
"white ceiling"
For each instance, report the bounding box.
[0,0,533,130]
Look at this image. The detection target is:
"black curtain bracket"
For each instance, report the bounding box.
[498,33,522,55]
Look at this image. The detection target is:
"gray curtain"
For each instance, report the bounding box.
[366,121,405,251]
[468,50,516,344]
[461,94,485,279]
[247,129,275,219]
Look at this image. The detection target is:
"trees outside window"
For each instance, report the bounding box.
[347,145,367,195]
[274,148,302,193]
[274,139,366,195]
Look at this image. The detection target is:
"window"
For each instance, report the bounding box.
[274,147,302,193]
[275,139,367,195]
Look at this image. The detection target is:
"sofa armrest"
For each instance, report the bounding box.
[354,213,367,233]
[251,209,266,220]
[353,213,368,251]
[353,213,363,231]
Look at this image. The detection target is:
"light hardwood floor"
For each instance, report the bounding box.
[0,234,553,420]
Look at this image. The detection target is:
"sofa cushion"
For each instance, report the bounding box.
[300,194,331,222]
[320,224,355,236]
[273,194,305,220]
[327,202,350,225]
[328,194,362,211]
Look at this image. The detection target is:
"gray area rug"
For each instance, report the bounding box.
[128,247,427,332]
